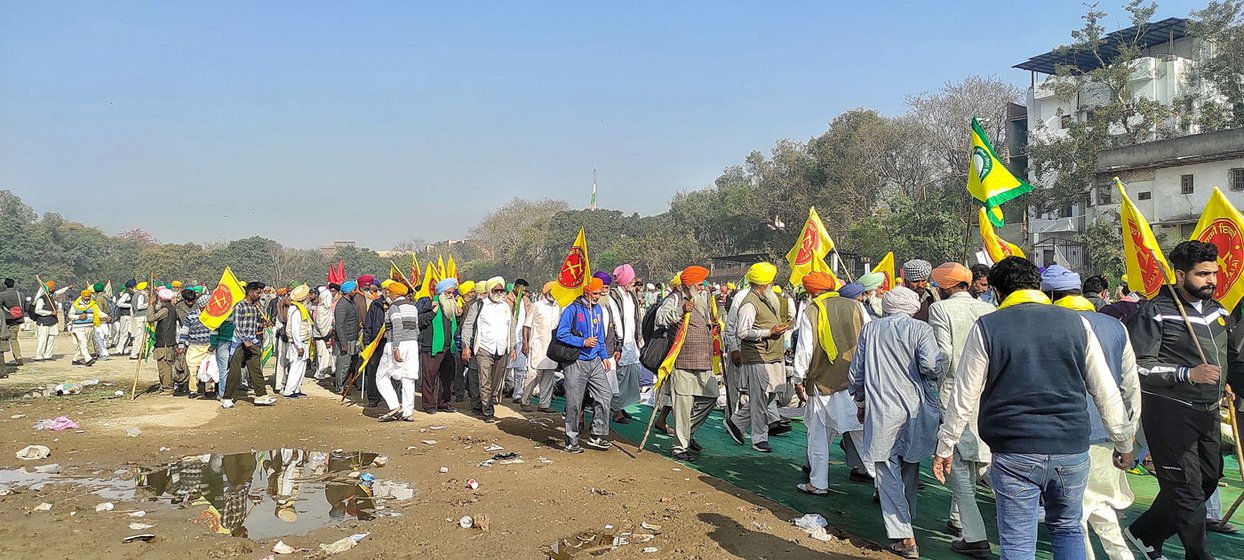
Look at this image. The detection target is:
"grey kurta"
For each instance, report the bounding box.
[848,314,945,464]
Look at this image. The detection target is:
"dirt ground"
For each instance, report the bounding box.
[0,331,882,559]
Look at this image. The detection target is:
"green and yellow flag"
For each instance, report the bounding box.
[967,117,1032,227]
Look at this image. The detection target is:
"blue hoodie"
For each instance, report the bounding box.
[556,298,608,362]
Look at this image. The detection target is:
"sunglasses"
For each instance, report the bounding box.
[490,289,505,294]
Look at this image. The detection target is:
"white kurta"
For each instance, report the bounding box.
[524,299,561,370]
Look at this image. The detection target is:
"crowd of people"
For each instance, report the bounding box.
[1,242,1241,559]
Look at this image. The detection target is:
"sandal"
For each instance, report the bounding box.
[888,541,919,560]
[796,483,829,496]
[378,409,401,422]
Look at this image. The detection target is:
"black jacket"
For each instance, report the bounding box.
[0,287,23,326]
[1126,289,1244,410]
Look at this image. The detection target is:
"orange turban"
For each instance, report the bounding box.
[680,266,709,285]
[801,272,836,293]
[585,277,605,293]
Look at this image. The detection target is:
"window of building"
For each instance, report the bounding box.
[1059,114,1073,129]
[1096,183,1112,205]
[1138,191,1152,200]
[1181,174,1194,194]
[1231,168,1244,192]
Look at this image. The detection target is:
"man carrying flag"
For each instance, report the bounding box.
[786,207,838,287]
[654,265,719,461]
[967,116,1032,227]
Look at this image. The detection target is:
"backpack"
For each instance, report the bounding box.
[639,294,678,372]
[545,303,585,367]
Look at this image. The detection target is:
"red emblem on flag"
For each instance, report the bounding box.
[1196,217,1243,301]
[559,246,587,288]
[205,284,235,316]
[794,221,819,266]
[1127,217,1166,295]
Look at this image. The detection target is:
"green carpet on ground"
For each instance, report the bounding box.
[555,398,1244,560]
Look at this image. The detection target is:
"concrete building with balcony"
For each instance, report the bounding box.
[1007,17,1229,269]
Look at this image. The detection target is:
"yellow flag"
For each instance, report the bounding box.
[967,117,1033,227]
[979,208,1026,265]
[415,262,437,300]
[200,267,246,330]
[872,251,896,293]
[785,207,838,287]
[410,253,421,287]
[446,255,458,281]
[550,228,591,307]
[1118,178,1174,299]
[389,261,412,292]
[1191,186,1244,309]
[436,255,446,279]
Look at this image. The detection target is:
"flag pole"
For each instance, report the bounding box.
[831,248,856,283]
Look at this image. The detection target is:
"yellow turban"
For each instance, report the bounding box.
[726,282,736,290]
[772,285,783,294]
[671,272,682,287]
[380,279,394,290]
[171,280,183,289]
[746,262,777,285]
[387,282,409,296]
[458,281,476,295]
[485,276,505,293]
[136,282,148,291]
[474,281,487,295]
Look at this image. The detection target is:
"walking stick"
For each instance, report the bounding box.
[637,389,665,454]
[1218,389,1244,528]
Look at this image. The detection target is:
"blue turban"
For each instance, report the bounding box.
[436,278,459,294]
[340,280,358,293]
[1040,265,1081,292]
[124,279,137,289]
[838,283,865,300]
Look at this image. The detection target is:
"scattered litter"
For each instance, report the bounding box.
[359,473,376,485]
[122,534,155,544]
[429,425,447,430]
[671,468,681,472]
[129,523,155,530]
[159,447,170,453]
[466,479,479,490]
[492,452,518,460]
[807,526,834,542]
[125,428,141,438]
[498,458,525,465]
[10,414,26,419]
[477,459,495,468]
[32,419,54,430]
[643,547,659,553]
[633,533,655,543]
[485,444,504,452]
[16,445,51,460]
[439,467,449,473]
[54,383,83,396]
[538,457,553,464]
[350,533,368,543]
[33,502,53,512]
[47,416,78,431]
[640,522,662,533]
[95,502,114,512]
[0,484,11,496]
[129,511,147,518]
[421,440,437,445]
[371,480,415,500]
[113,390,125,397]
[81,379,100,387]
[33,463,60,474]
[371,456,388,467]
[318,536,357,555]
[272,541,295,554]
[792,513,828,530]
[473,514,490,531]
[459,516,474,528]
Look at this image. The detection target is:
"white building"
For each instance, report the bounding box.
[1008,17,1235,268]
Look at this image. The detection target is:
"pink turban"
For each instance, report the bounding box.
[613,264,635,286]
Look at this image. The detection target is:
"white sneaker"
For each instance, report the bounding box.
[254,395,277,406]
[220,399,234,409]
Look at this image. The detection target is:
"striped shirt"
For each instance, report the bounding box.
[385,298,421,344]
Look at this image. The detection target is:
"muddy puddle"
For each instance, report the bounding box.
[5,449,414,540]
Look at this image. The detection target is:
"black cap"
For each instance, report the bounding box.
[245,281,266,292]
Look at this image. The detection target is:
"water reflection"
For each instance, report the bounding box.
[135,449,387,540]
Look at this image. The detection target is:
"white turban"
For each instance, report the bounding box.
[881,285,921,316]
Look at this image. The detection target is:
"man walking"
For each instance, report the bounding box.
[419,278,461,414]
[926,262,995,556]
[793,272,866,492]
[127,281,149,359]
[148,287,181,394]
[222,282,276,408]
[730,262,787,453]
[849,286,944,559]
[332,280,362,392]
[461,276,514,423]
[656,265,720,461]
[1,279,25,366]
[609,264,644,424]
[282,284,312,398]
[32,280,59,361]
[556,277,613,452]
[933,257,1135,560]
[1125,241,1243,560]
[521,282,561,412]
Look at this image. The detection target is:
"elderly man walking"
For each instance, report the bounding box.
[521,282,562,412]
[926,262,995,556]
[609,264,644,424]
[794,272,867,494]
[730,262,788,453]
[461,277,515,423]
[656,266,720,461]
[419,278,462,414]
[281,284,312,398]
[849,286,945,559]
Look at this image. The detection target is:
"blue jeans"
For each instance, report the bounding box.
[991,451,1090,560]
[214,344,235,398]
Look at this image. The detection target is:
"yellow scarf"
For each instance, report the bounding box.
[997,289,1051,309]
[812,292,841,362]
[290,301,311,324]
[1053,295,1095,312]
[73,297,101,327]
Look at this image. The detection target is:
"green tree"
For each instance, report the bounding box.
[1187,0,1244,131]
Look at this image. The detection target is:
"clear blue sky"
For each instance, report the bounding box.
[0,0,1206,249]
